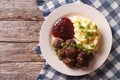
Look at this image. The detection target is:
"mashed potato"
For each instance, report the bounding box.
[72,16,101,51]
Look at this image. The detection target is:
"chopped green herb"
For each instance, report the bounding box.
[61,43,66,46]
[78,22,81,25]
[86,25,90,29]
[77,22,85,29]
[81,30,84,32]
[52,44,54,47]
[85,32,93,39]
[85,35,88,39]
[54,48,58,52]
[63,45,67,48]
[91,44,95,48]
[87,50,92,55]
[80,25,85,29]
[60,52,64,55]
[82,47,89,52]
[70,42,76,48]
[82,47,93,54]
[59,57,63,60]
[70,58,75,62]
[61,43,67,48]
[92,25,97,30]
[76,43,83,48]
[88,32,93,36]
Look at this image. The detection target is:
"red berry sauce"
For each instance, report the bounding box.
[52,17,74,41]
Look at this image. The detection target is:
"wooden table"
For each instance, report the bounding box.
[0,0,45,80]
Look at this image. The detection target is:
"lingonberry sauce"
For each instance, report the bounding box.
[52,17,74,41]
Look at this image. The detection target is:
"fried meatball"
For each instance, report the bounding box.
[63,58,74,67]
[76,62,83,68]
[77,48,82,53]
[65,39,76,46]
[65,47,77,58]
[52,38,64,49]
[57,48,65,60]
[77,52,94,67]
[77,52,86,65]
[88,52,94,61]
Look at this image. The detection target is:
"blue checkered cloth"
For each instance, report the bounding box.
[35,0,120,80]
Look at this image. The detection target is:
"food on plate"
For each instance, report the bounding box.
[52,38,64,49]
[52,38,94,67]
[72,16,101,51]
[52,16,101,68]
[52,17,74,41]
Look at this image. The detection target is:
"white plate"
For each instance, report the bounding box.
[39,3,112,76]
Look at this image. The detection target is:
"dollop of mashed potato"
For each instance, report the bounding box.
[72,16,101,51]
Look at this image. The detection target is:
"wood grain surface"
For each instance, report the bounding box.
[0,21,43,42]
[0,62,45,80]
[0,0,45,80]
[0,0,43,21]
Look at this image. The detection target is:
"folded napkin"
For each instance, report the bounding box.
[35,0,120,80]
